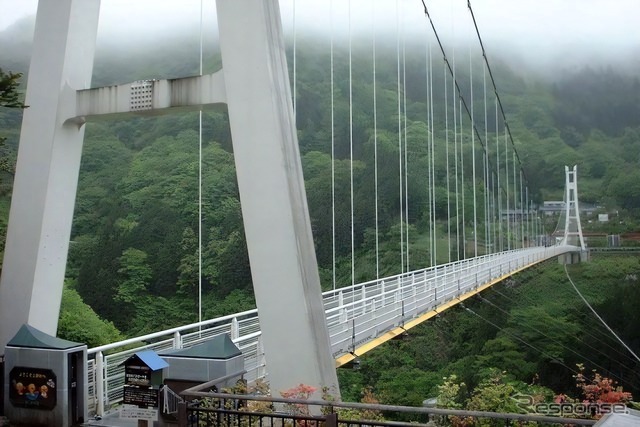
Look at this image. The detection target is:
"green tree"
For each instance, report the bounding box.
[116,248,152,304]
[0,68,23,109]
[57,284,124,347]
[608,169,640,211]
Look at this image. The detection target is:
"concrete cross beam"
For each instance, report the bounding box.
[71,71,226,122]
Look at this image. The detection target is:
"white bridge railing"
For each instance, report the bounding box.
[87,245,575,415]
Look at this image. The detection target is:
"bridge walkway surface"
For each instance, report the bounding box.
[86,245,576,416]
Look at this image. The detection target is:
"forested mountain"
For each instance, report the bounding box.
[1,16,639,408]
[339,255,640,408]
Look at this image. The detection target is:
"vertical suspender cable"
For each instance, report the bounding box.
[396,0,404,273]
[422,0,503,258]
[492,171,497,252]
[459,99,465,258]
[511,150,520,249]
[495,98,502,251]
[534,205,537,243]
[504,127,510,250]
[525,183,529,247]
[426,41,433,266]
[348,0,355,286]
[330,0,336,290]
[468,0,530,241]
[198,0,204,325]
[452,47,459,260]
[452,2,459,262]
[402,9,409,272]
[470,49,478,258]
[372,2,379,279]
[444,57,451,263]
[429,42,437,265]
[532,207,544,246]
[483,63,490,253]
[520,169,525,248]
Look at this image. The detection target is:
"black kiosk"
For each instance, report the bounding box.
[121,350,168,426]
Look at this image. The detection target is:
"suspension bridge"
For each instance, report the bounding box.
[0,0,591,423]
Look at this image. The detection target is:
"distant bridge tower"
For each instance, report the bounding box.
[0,0,339,400]
[560,165,586,250]
[558,165,588,264]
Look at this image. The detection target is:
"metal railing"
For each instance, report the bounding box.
[87,245,576,416]
[179,391,596,426]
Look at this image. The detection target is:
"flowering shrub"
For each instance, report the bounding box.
[574,364,632,405]
[281,384,318,417]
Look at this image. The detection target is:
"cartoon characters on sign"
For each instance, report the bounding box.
[9,367,57,410]
[15,382,25,395]
[24,383,39,400]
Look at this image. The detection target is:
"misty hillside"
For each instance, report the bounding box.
[1,13,640,336]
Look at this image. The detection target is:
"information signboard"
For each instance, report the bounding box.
[124,364,151,387]
[123,385,158,408]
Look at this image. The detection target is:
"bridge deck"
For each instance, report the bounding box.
[86,245,576,415]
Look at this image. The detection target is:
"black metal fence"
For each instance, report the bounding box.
[177,391,597,427]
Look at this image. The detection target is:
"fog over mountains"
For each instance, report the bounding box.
[2,0,640,83]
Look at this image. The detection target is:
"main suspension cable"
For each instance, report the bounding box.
[478,294,637,389]
[564,265,640,363]
[466,0,528,190]
[491,286,639,366]
[420,1,510,232]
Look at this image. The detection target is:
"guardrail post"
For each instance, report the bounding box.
[173,331,183,349]
[231,317,240,340]
[257,336,267,380]
[340,307,348,325]
[96,351,104,416]
[350,319,356,352]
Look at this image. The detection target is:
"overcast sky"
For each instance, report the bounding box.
[1,0,639,71]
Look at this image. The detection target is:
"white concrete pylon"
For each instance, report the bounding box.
[0,0,101,349]
[216,0,339,399]
[0,0,339,401]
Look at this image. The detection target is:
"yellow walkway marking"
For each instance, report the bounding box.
[335,258,546,367]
